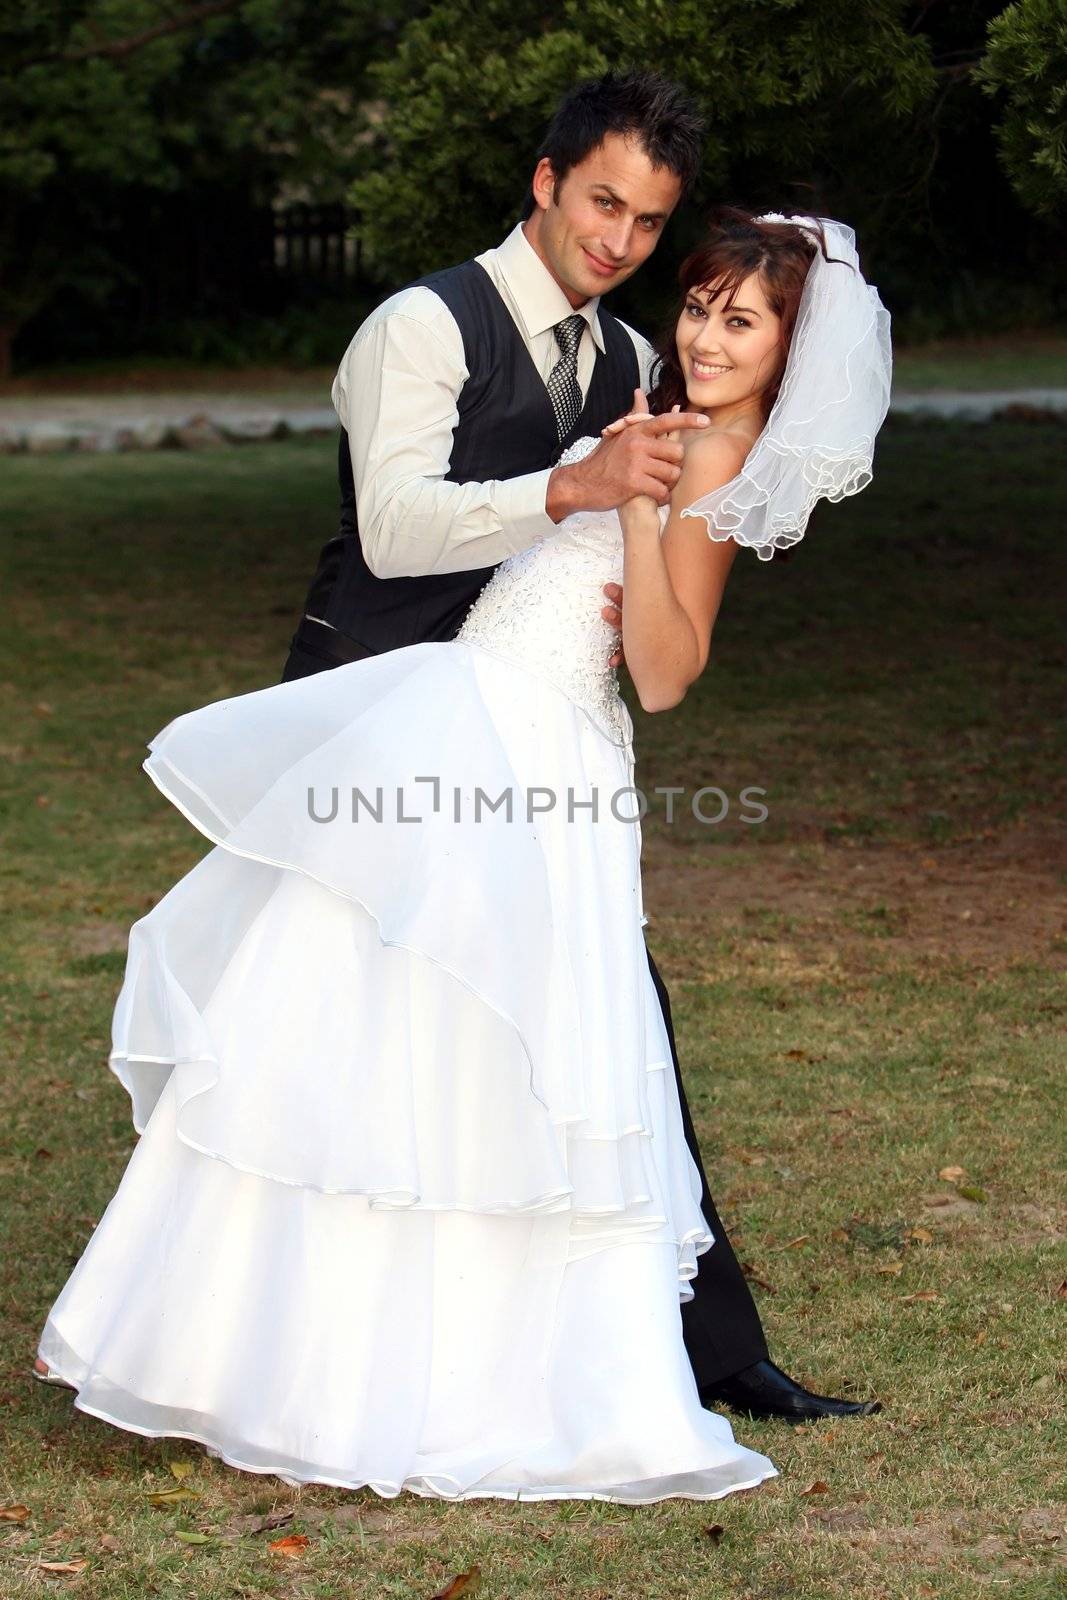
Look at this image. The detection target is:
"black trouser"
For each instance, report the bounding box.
[643,947,768,1385]
[281,616,769,1387]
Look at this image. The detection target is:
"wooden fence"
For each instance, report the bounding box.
[273,204,364,283]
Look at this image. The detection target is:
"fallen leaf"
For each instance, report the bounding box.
[269,1533,310,1559]
[739,1261,777,1294]
[1055,1281,1067,1300]
[169,1460,194,1480]
[0,1505,29,1522]
[146,1487,198,1506]
[938,1165,965,1183]
[975,1329,988,1346]
[703,1523,725,1544]
[902,1290,940,1303]
[785,1235,810,1249]
[906,1227,933,1245]
[174,1531,212,1545]
[801,1481,830,1497]
[38,1559,90,1573]
[877,1261,904,1276]
[957,1185,988,1204]
[431,1568,482,1599]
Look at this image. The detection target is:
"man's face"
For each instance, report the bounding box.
[525,132,682,307]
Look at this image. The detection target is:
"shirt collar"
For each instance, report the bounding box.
[494,221,606,354]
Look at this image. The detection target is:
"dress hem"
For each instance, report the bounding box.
[42,1369,777,1505]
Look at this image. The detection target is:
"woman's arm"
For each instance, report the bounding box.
[618,428,747,712]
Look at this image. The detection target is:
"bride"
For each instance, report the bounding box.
[34,208,890,1502]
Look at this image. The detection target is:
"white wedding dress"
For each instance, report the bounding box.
[37,437,777,1503]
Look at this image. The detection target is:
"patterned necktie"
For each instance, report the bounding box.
[545,314,585,443]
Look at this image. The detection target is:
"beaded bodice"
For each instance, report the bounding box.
[456,436,655,746]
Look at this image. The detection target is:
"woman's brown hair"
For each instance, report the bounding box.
[648,207,843,559]
[648,206,843,417]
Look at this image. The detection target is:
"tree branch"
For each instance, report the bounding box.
[935,57,983,81]
[58,0,247,63]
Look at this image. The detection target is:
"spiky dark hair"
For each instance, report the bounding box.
[520,69,706,217]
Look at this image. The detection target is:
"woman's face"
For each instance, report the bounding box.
[674,269,784,414]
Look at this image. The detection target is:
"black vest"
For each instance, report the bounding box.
[297,258,640,652]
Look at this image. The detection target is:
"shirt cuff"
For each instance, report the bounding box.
[495,468,557,554]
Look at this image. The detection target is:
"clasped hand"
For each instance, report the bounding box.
[597,389,686,667]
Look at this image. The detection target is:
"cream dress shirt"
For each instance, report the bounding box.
[328,221,654,583]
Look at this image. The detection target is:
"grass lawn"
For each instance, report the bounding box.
[1,425,1064,1599]
[891,335,1067,393]
[2,331,1066,403]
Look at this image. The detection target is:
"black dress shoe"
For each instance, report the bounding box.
[699,1360,881,1423]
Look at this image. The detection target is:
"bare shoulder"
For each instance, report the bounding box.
[677,425,753,493]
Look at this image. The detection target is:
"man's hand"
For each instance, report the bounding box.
[617,396,681,538]
[602,581,624,668]
[546,388,709,523]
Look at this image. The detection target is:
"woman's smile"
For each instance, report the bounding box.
[689,358,734,380]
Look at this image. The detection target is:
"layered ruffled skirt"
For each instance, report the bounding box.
[38,640,776,1501]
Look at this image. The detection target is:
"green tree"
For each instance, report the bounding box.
[0,0,423,376]
[348,0,937,285]
[977,0,1067,218]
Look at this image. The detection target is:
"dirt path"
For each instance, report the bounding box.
[642,822,1066,973]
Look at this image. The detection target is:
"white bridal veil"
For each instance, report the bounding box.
[680,214,893,559]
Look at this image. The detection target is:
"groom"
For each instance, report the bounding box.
[282,70,876,1423]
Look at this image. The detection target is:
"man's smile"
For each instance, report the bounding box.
[582,246,622,277]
